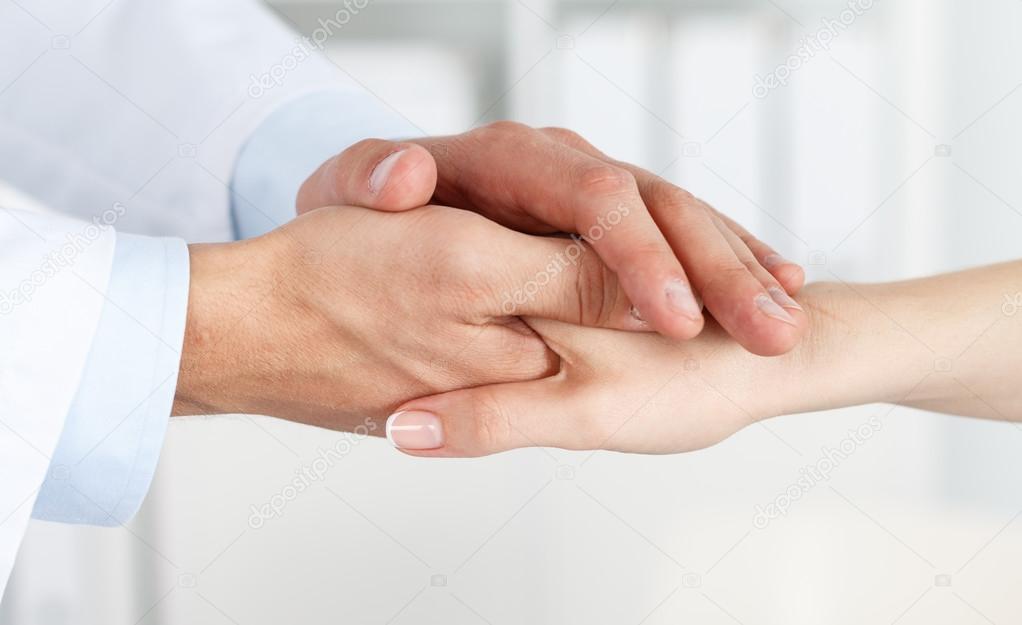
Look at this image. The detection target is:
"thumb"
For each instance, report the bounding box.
[384,375,597,457]
[296,139,438,215]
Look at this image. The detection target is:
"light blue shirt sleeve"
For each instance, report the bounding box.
[231,90,420,239]
[32,90,416,526]
[32,233,189,526]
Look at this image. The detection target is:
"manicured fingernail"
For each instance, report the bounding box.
[762,254,789,269]
[386,410,444,450]
[665,279,703,321]
[768,286,803,311]
[755,293,797,326]
[369,150,406,194]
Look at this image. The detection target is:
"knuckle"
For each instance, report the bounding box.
[739,256,764,275]
[348,138,388,159]
[699,263,752,299]
[478,120,530,139]
[429,214,494,281]
[738,258,781,289]
[649,182,697,211]
[542,126,583,145]
[574,163,636,197]
[437,235,487,283]
[573,248,618,327]
[470,388,514,451]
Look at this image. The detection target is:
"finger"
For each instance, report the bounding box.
[626,177,804,355]
[708,210,808,354]
[542,127,806,355]
[713,210,805,295]
[564,158,706,340]
[422,124,704,339]
[383,376,577,457]
[656,191,804,356]
[477,223,651,332]
[296,139,437,215]
[384,314,629,457]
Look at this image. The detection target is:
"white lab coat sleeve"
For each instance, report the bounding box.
[1,0,366,242]
[0,208,115,596]
[31,232,189,527]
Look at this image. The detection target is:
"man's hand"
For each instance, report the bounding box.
[172,204,644,431]
[297,122,806,356]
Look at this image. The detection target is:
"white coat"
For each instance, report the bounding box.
[0,0,340,595]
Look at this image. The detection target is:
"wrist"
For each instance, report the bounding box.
[758,281,936,419]
[172,235,294,416]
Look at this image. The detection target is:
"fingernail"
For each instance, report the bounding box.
[665,279,703,321]
[762,254,789,269]
[768,286,803,311]
[369,150,406,194]
[386,410,444,450]
[755,293,797,326]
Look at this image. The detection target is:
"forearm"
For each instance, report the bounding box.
[774,261,1022,420]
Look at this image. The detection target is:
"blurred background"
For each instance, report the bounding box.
[3,0,1022,623]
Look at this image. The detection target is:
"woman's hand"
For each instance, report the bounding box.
[297,122,807,356]
[172,204,649,431]
[384,262,1022,456]
[384,314,778,455]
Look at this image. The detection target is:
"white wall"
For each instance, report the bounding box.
[5,1,1022,623]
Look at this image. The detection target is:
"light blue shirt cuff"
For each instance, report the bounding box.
[32,232,190,526]
[231,90,420,239]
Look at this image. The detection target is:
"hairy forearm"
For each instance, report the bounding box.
[772,261,1022,420]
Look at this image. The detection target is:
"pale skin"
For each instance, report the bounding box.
[390,260,1022,456]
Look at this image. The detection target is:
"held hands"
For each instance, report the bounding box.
[176,123,1022,458]
[175,203,652,430]
[298,122,808,356]
[175,123,814,457]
